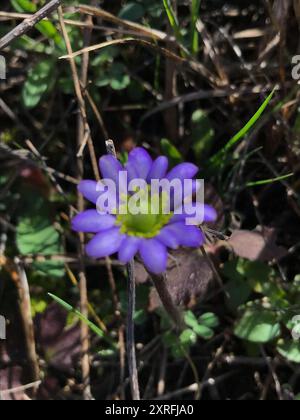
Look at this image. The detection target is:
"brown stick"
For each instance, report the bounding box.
[0,0,61,50]
[77,14,94,401]
[0,256,40,388]
[58,5,93,400]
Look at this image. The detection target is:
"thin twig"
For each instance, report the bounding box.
[0,381,42,399]
[0,256,40,391]
[57,6,99,170]
[0,0,61,50]
[58,5,94,400]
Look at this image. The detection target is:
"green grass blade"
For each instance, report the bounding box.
[48,293,111,343]
[246,173,294,187]
[210,89,275,166]
[162,0,182,43]
[191,0,201,55]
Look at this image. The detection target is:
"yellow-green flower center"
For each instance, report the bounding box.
[115,190,172,238]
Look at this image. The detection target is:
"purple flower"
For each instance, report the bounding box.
[72,148,217,274]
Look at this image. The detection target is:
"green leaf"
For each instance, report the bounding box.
[134,309,147,325]
[210,89,275,167]
[11,0,37,13]
[184,310,198,329]
[179,329,197,346]
[160,138,183,166]
[191,109,214,160]
[162,0,183,44]
[119,2,145,22]
[223,260,252,310]
[277,340,300,363]
[36,21,63,47]
[198,312,219,328]
[31,297,47,317]
[193,324,214,339]
[48,293,114,346]
[110,63,130,90]
[162,330,177,348]
[190,0,201,55]
[234,309,281,343]
[16,195,64,278]
[11,0,62,46]
[95,63,130,91]
[22,60,54,108]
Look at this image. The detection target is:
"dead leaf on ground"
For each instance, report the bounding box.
[35,303,81,373]
[228,228,287,262]
[135,249,215,311]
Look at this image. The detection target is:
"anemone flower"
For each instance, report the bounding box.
[72,148,217,274]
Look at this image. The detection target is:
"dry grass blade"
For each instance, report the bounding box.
[60,37,184,62]
[78,4,172,42]
[59,37,216,82]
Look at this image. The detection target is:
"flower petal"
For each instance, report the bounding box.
[126,147,153,180]
[158,222,202,248]
[72,210,116,233]
[170,203,217,225]
[166,162,198,182]
[139,239,168,274]
[86,227,125,258]
[99,155,123,185]
[118,236,141,263]
[147,156,168,181]
[203,205,217,223]
[78,180,101,204]
[178,225,205,247]
[157,226,179,249]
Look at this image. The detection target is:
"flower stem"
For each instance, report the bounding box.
[127,260,140,400]
[149,272,184,330]
[105,139,140,400]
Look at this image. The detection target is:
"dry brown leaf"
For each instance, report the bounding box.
[135,249,214,310]
[228,228,287,262]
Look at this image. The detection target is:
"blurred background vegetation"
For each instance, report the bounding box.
[0,0,300,400]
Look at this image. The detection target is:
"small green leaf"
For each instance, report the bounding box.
[160,138,183,167]
[234,309,281,343]
[191,109,214,160]
[223,260,252,310]
[119,2,145,22]
[134,309,147,325]
[11,0,62,46]
[184,310,198,329]
[198,312,219,328]
[16,195,64,278]
[11,0,36,13]
[162,330,177,348]
[180,329,197,346]
[277,340,300,363]
[193,324,214,339]
[36,21,63,47]
[22,60,54,108]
